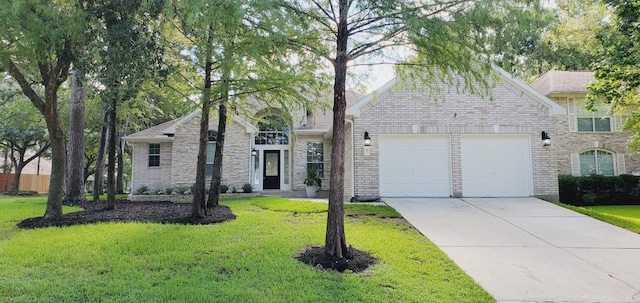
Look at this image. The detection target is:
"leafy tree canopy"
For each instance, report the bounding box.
[588,0,640,150]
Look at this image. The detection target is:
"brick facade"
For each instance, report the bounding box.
[551,96,640,175]
[130,141,172,193]
[170,113,253,190]
[350,77,559,200]
[130,71,640,201]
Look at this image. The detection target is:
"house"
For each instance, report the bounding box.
[127,69,626,201]
[530,70,640,177]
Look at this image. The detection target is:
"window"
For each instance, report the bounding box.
[577,102,611,132]
[255,115,289,145]
[580,150,614,176]
[206,130,217,179]
[148,144,160,167]
[307,142,324,177]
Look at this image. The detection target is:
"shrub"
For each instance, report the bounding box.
[135,185,149,195]
[242,183,253,193]
[559,174,640,206]
[220,184,229,193]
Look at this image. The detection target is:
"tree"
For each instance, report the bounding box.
[588,0,640,150]
[0,89,50,194]
[168,0,324,217]
[0,0,85,219]
[498,0,606,81]
[89,0,165,209]
[283,0,548,259]
[65,68,87,204]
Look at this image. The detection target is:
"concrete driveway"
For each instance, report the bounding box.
[384,197,640,303]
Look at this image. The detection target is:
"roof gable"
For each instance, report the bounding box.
[123,110,258,143]
[346,66,565,117]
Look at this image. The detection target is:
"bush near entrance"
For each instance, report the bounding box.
[559,174,640,206]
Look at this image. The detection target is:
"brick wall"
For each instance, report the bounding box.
[552,97,640,175]
[293,134,332,191]
[130,141,172,193]
[171,113,252,190]
[352,77,559,199]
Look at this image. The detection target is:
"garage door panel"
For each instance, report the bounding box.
[379,135,451,197]
[461,135,532,197]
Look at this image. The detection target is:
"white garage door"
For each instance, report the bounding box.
[379,135,451,197]
[461,135,532,197]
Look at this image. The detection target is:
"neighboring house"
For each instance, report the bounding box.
[530,71,640,177]
[125,68,568,201]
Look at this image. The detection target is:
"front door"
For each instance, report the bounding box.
[263,150,280,189]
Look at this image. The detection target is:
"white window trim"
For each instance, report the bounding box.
[571,150,624,176]
[568,98,620,133]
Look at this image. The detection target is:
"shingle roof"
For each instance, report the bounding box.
[124,118,180,139]
[530,70,593,95]
[295,90,365,132]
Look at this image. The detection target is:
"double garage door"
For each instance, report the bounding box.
[379,134,532,197]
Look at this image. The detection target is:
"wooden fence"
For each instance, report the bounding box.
[0,173,50,193]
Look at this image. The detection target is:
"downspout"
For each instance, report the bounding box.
[248,134,253,188]
[346,118,355,201]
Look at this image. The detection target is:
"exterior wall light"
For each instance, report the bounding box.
[251,148,257,156]
[364,131,371,156]
[541,131,551,147]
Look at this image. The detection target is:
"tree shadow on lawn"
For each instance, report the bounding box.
[16,200,236,229]
[16,199,378,273]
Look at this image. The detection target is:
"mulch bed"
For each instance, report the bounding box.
[17,200,236,229]
[296,245,378,273]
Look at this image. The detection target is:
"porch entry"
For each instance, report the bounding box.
[263,150,280,189]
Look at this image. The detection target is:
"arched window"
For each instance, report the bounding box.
[579,150,614,176]
[255,115,289,145]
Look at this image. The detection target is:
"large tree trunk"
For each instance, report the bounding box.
[116,134,124,194]
[207,74,229,209]
[8,58,68,220]
[192,41,214,218]
[93,112,108,202]
[44,114,66,219]
[206,102,226,208]
[65,68,87,205]
[325,0,350,259]
[105,97,117,210]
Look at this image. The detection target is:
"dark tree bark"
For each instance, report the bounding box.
[325,0,350,259]
[84,152,96,184]
[116,134,124,194]
[192,39,214,218]
[65,68,87,204]
[206,75,229,209]
[93,112,108,202]
[105,96,117,210]
[8,56,69,220]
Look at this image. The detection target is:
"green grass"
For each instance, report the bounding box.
[0,195,494,303]
[560,204,640,234]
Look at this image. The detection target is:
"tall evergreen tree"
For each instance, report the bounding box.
[283,0,549,259]
[168,0,324,217]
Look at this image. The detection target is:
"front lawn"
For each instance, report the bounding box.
[561,204,640,234]
[0,195,494,302]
